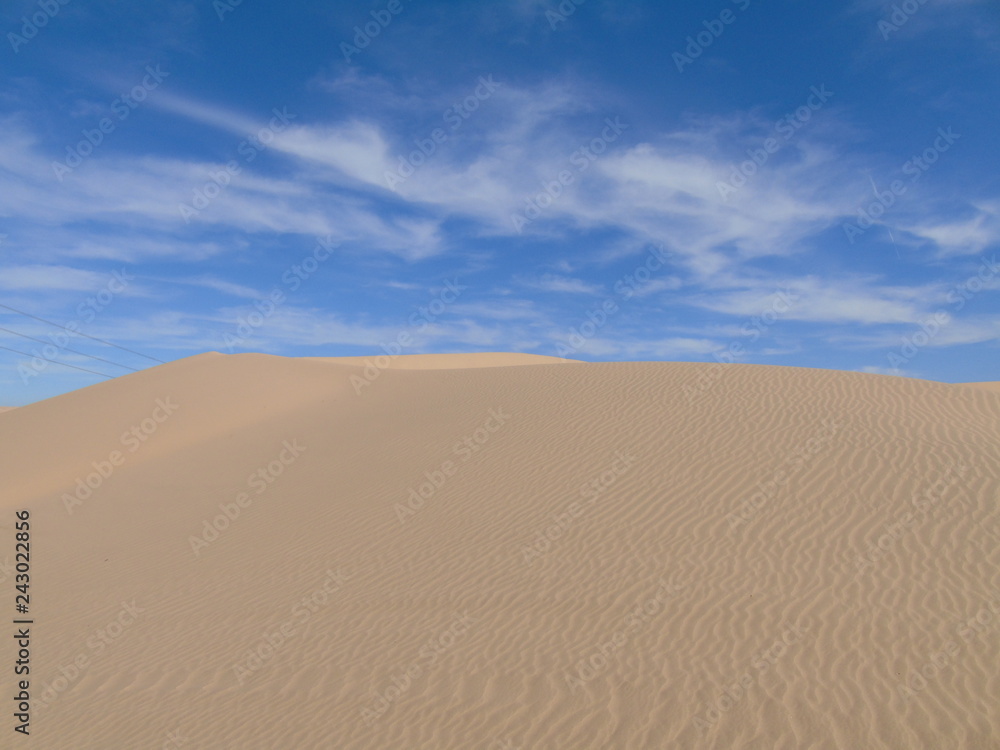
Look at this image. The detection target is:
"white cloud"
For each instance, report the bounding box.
[168,277,261,298]
[525,275,601,294]
[151,91,262,134]
[0,265,110,291]
[273,121,392,186]
[566,336,721,359]
[689,276,931,325]
[3,75,997,373]
[0,116,444,260]
[901,201,1000,256]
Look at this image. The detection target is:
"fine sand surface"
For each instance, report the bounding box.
[1,353,998,749]
[964,381,1000,393]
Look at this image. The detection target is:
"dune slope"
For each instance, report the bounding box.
[1,354,998,749]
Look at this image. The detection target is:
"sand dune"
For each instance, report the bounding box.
[1,353,998,749]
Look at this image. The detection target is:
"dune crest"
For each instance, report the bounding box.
[316,352,576,369]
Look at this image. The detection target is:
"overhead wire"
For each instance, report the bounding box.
[0,325,140,371]
[0,343,115,379]
[0,302,165,363]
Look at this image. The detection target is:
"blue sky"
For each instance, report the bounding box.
[1,0,998,405]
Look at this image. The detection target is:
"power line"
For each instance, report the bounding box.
[0,343,115,379]
[0,303,165,364]
[0,325,140,372]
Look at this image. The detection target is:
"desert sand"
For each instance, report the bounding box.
[965,382,1000,394]
[1,353,998,749]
